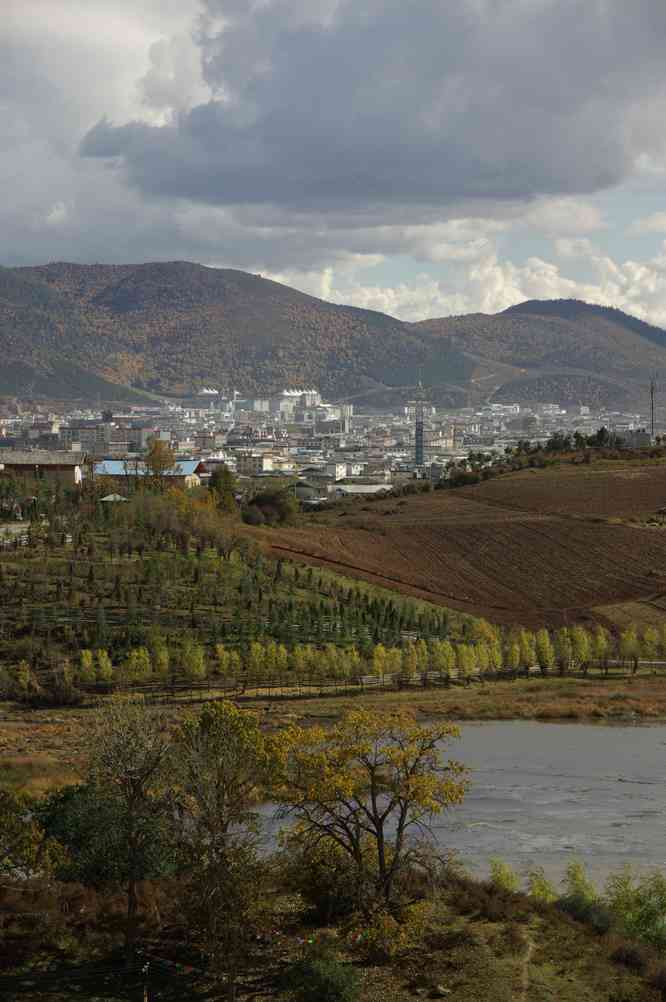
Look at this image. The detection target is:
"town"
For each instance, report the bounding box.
[0,387,657,502]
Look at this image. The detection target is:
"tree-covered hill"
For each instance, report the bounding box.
[3,261,666,405]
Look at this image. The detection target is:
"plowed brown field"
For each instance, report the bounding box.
[250,463,666,628]
[458,462,666,519]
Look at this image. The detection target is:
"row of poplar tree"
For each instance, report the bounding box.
[5,622,663,697]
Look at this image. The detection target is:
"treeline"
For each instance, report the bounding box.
[439,428,666,490]
[2,622,662,706]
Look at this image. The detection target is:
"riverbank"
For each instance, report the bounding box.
[3,674,666,793]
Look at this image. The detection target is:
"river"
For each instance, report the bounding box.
[433,721,666,885]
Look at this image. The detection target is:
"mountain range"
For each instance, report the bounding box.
[1,260,664,408]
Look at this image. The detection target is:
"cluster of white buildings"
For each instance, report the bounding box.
[0,388,659,500]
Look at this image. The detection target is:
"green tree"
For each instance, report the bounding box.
[79,649,97,685]
[591,626,611,671]
[210,465,238,515]
[642,626,660,662]
[504,639,521,673]
[554,628,573,674]
[122,646,152,684]
[487,636,503,672]
[518,629,536,668]
[181,639,207,681]
[84,696,172,955]
[96,648,114,684]
[570,626,591,673]
[619,625,641,674]
[174,703,279,998]
[526,867,557,903]
[1,790,61,877]
[489,858,520,893]
[535,629,555,671]
[605,867,666,950]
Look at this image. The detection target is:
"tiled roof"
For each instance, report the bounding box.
[0,450,86,466]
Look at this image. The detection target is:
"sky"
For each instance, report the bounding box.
[5,0,666,323]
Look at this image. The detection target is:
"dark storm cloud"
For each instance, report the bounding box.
[81,0,666,211]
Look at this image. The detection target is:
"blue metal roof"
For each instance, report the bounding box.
[94,460,201,477]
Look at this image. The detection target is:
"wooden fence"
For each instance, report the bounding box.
[67,658,666,707]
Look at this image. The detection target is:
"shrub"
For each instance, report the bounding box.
[489,858,520,893]
[526,867,557,904]
[448,878,529,923]
[351,903,432,964]
[562,860,598,903]
[605,868,666,950]
[280,830,362,923]
[241,505,265,526]
[284,949,361,1002]
[651,967,666,1000]
[610,944,647,974]
[557,894,612,934]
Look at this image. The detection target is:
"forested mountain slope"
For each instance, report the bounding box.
[2,261,664,405]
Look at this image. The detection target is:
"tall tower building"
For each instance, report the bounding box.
[414,380,425,468]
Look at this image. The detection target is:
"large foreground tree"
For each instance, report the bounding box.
[277,709,468,912]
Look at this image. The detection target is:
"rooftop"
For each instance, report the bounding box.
[0,450,87,466]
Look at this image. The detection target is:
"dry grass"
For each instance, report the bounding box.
[4,676,666,792]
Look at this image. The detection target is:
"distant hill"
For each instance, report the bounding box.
[1,262,664,406]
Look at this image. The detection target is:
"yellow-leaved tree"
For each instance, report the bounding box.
[277,708,468,912]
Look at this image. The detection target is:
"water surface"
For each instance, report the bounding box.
[435,721,666,883]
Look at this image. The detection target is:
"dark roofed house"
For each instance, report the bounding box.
[0,450,87,486]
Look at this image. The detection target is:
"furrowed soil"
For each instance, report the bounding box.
[249,462,666,627]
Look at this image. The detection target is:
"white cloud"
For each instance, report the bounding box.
[631,212,666,234]
[522,198,606,236]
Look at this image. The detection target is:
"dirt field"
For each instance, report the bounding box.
[250,463,666,628]
[459,461,666,519]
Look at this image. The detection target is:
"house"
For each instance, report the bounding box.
[333,483,392,497]
[0,450,87,486]
[292,481,327,501]
[233,452,275,475]
[93,459,206,489]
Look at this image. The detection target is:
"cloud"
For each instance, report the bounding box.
[522,198,606,237]
[631,212,666,234]
[5,0,666,335]
[82,0,666,213]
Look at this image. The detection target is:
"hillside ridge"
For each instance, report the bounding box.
[1,260,664,405]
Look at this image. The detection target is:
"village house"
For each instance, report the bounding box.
[0,450,87,486]
[93,459,206,490]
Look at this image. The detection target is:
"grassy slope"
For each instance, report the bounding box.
[0,871,661,1001]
